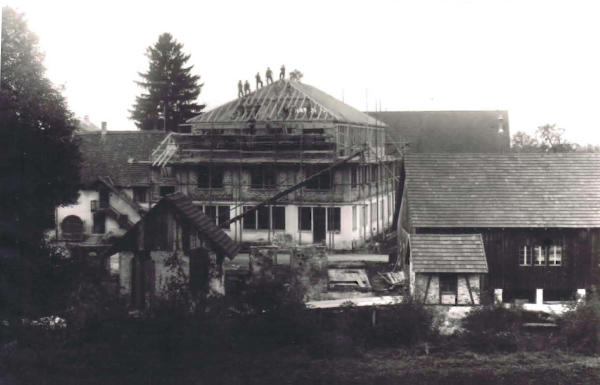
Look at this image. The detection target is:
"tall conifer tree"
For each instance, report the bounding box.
[130,33,204,131]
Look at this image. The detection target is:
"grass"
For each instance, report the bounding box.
[4,343,600,385]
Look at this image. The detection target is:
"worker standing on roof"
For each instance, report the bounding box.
[266,67,273,84]
[237,80,243,98]
[244,80,251,95]
[255,72,263,89]
[279,65,285,80]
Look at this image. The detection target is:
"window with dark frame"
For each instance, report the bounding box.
[306,166,331,190]
[218,206,230,229]
[351,166,357,188]
[272,206,285,230]
[299,207,312,230]
[197,167,210,188]
[133,187,148,203]
[159,185,175,197]
[92,212,106,234]
[204,205,216,224]
[439,274,457,295]
[327,207,341,231]
[197,166,223,188]
[257,206,269,229]
[250,166,276,189]
[212,167,224,188]
[99,189,109,208]
[243,206,256,229]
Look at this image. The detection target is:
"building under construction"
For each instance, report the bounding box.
[149,79,401,250]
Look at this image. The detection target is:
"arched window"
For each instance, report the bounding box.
[61,215,84,240]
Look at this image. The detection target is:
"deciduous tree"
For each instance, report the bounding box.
[1,7,82,314]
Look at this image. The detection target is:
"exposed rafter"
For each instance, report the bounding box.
[189,79,385,126]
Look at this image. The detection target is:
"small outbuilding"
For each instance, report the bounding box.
[409,234,488,305]
[108,192,239,308]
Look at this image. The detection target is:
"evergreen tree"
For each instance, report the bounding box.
[130,33,205,131]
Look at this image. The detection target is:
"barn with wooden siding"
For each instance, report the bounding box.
[108,192,239,308]
[399,153,600,305]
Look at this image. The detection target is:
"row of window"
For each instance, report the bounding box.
[132,165,399,199]
[243,206,286,230]
[519,245,563,266]
[196,166,333,190]
[350,197,394,232]
[298,207,341,232]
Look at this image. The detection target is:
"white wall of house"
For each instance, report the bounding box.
[56,189,97,236]
[193,195,394,250]
[55,188,144,240]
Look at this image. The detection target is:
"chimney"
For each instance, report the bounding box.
[101,121,107,142]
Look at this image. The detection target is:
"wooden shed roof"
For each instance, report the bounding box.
[411,234,488,273]
[164,193,240,259]
[405,153,600,228]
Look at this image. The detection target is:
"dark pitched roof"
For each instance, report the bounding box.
[368,111,510,153]
[164,193,239,259]
[405,153,600,228]
[411,234,488,273]
[78,131,167,186]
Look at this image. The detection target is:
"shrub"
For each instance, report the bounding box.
[459,305,523,352]
[369,297,437,347]
[559,293,600,354]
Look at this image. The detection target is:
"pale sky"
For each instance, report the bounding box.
[5,0,600,144]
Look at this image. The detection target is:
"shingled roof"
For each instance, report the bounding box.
[405,153,600,228]
[78,131,166,186]
[411,234,488,273]
[368,111,510,153]
[164,193,239,259]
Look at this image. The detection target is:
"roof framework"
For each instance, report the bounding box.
[190,80,384,127]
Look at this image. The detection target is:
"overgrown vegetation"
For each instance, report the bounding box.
[5,247,600,384]
[559,292,600,354]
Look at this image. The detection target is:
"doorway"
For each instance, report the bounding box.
[313,207,326,244]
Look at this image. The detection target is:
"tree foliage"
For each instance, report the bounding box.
[0,7,81,246]
[130,33,205,132]
[512,124,577,153]
[1,7,82,315]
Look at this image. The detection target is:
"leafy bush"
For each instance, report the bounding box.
[559,293,600,354]
[369,297,437,347]
[459,305,524,352]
